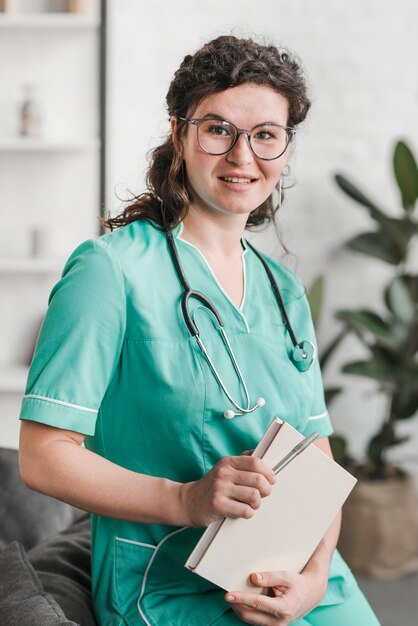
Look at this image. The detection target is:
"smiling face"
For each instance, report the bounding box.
[174,83,290,223]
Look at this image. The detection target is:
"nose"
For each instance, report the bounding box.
[226,132,254,166]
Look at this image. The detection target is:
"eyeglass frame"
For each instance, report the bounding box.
[178,116,296,161]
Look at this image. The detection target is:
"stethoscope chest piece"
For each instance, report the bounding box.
[291,340,316,373]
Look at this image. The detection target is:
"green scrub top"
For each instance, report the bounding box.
[20,220,357,626]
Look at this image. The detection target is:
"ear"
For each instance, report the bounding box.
[170,116,177,139]
[170,116,181,152]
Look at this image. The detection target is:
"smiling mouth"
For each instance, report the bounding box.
[219,176,256,184]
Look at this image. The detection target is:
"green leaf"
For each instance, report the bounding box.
[341,356,418,385]
[367,434,385,465]
[336,172,417,253]
[344,360,418,389]
[346,231,403,265]
[385,276,415,325]
[394,365,418,385]
[381,217,418,251]
[320,328,349,371]
[307,275,325,330]
[403,274,418,304]
[324,386,343,405]
[370,345,418,382]
[370,344,400,367]
[393,140,418,213]
[342,358,393,382]
[334,174,385,218]
[367,428,409,465]
[336,309,396,346]
[393,388,418,420]
[395,435,410,445]
[351,217,417,257]
[329,435,348,465]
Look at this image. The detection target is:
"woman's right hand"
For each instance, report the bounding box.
[179,455,276,527]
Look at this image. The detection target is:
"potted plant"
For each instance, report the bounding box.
[329,139,418,578]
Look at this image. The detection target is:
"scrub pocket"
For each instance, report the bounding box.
[113,537,157,624]
[134,527,230,626]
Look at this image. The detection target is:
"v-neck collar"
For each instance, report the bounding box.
[173,222,250,327]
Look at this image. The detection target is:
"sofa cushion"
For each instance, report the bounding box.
[0,447,84,551]
[0,541,78,626]
[27,514,97,626]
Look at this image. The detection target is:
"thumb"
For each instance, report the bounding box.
[240,449,254,456]
[250,571,292,588]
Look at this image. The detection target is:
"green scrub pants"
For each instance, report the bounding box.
[215,586,381,625]
[296,586,381,625]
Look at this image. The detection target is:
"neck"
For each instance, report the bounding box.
[180,206,247,259]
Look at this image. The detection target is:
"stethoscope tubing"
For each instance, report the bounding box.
[166,231,315,418]
[195,332,255,415]
[245,241,300,349]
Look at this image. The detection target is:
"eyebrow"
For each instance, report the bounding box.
[199,112,284,127]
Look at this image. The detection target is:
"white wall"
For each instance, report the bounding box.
[106,0,418,475]
[0,8,100,447]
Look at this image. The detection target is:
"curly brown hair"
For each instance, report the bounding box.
[103,35,311,232]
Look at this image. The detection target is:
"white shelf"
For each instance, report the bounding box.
[0,138,100,153]
[0,257,64,274]
[0,365,28,393]
[0,13,100,29]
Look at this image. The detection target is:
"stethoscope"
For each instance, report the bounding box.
[166,232,316,419]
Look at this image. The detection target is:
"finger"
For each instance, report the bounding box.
[226,591,285,618]
[231,603,280,626]
[221,498,255,520]
[240,449,254,456]
[229,484,262,510]
[229,456,276,486]
[250,571,294,588]
[231,470,273,498]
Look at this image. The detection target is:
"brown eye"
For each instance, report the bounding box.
[207,124,230,136]
[254,130,275,141]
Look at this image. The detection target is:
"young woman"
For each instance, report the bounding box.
[19,36,381,626]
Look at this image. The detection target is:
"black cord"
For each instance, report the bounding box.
[166,232,191,292]
[245,241,300,349]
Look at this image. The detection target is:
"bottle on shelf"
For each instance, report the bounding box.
[19,84,42,137]
[30,226,52,258]
[0,0,19,14]
[68,0,94,14]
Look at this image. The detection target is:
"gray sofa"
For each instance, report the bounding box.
[0,447,97,626]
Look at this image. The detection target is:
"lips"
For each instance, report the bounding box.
[219,175,257,184]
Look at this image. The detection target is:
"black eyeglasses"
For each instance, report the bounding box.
[179,116,295,161]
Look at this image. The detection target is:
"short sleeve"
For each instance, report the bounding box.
[302,346,334,439]
[298,291,334,440]
[20,238,126,436]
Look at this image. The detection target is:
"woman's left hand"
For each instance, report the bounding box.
[224,569,327,625]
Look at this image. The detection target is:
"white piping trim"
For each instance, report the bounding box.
[240,248,248,313]
[308,410,328,421]
[23,394,98,414]
[176,223,250,332]
[137,527,188,626]
[115,537,156,550]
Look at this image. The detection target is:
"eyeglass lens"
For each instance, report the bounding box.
[197,119,291,159]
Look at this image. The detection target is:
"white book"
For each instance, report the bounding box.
[185,417,357,593]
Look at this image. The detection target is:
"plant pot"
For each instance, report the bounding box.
[338,472,418,579]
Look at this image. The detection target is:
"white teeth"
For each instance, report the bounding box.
[222,176,253,183]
